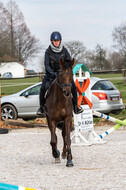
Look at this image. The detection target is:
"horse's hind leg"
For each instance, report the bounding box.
[49,120,60,163]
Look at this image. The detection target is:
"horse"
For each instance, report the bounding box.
[45,58,74,167]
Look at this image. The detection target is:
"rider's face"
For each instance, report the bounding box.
[52,40,61,47]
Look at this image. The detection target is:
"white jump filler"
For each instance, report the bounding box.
[71,63,105,145]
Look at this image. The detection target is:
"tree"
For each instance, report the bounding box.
[64,41,87,65]
[94,44,110,70]
[84,50,96,70]
[112,22,126,68]
[108,51,123,70]
[0,2,11,57]
[0,0,42,64]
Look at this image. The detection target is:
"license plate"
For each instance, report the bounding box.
[110,97,119,101]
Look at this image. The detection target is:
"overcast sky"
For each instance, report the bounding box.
[1,0,126,70]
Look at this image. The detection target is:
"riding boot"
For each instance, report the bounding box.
[72,81,83,114]
[37,88,45,116]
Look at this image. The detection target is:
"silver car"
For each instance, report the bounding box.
[1,77,124,120]
[1,82,41,120]
[79,77,124,114]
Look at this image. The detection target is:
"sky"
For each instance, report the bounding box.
[1,0,126,71]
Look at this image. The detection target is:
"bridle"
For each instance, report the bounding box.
[55,69,73,97]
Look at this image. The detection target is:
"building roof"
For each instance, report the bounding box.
[0,56,24,65]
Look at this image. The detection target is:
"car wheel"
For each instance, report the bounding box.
[1,104,18,121]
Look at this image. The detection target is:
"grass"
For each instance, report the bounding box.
[0,73,126,122]
[0,76,40,95]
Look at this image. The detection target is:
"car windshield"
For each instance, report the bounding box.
[91,80,117,90]
[20,84,41,96]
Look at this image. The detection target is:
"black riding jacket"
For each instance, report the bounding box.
[44,45,71,78]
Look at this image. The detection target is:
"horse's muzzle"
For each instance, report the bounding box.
[63,88,71,97]
[63,90,70,97]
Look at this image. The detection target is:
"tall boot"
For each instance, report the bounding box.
[37,87,45,116]
[72,81,83,114]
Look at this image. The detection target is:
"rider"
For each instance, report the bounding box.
[37,31,83,115]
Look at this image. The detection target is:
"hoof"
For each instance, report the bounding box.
[62,153,66,159]
[66,160,74,167]
[55,157,61,163]
[52,149,60,159]
[71,126,75,132]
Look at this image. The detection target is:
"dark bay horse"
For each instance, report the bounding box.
[45,58,74,167]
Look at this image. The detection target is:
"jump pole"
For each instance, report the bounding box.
[99,119,126,139]
[93,110,126,139]
[93,110,126,126]
[0,182,37,190]
[0,78,1,127]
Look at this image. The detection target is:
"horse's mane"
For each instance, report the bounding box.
[62,59,73,70]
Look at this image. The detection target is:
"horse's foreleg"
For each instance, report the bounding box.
[62,125,67,159]
[64,117,74,167]
[49,120,60,163]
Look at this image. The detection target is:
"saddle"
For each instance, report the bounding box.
[42,78,55,116]
[44,78,56,99]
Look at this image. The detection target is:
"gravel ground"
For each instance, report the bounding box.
[0,127,126,190]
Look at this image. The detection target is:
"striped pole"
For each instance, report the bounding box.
[0,183,37,190]
[0,79,1,127]
[99,119,126,138]
[92,110,126,139]
[93,110,126,126]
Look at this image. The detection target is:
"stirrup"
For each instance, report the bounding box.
[37,107,46,116]
[37,107,43,115]
[74,105,83,114]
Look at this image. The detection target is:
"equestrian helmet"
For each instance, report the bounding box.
[50,31,62,41]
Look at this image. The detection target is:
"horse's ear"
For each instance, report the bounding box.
[71,58,75,66]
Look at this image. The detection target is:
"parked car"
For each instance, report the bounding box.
[1,77,124,120]
[25,70,37,76]
[79,77,124,114]
[2,72,13,78]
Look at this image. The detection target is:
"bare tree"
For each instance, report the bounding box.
[112,22,126,68]
[108,51,123,70]
[0,2,11,57]
[94,44,110,70]
[84,50,96,70]
[64,41,87,65]
[0,0,42,65]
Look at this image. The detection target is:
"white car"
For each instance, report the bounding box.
[1,77,124,120]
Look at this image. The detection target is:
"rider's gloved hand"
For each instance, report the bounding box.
[54,72,57,76]
[51,72,57,79]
